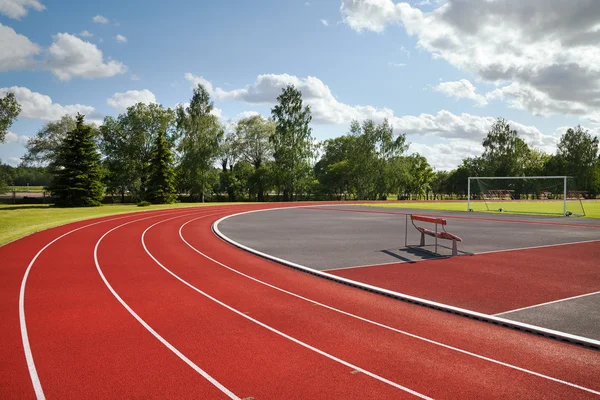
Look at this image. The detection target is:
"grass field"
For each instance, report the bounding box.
[0,202,241,246]
[361,200,600,218]
[4,186,46,193]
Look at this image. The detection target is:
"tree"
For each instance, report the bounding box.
[48,114,104,207]
[270,85,313,201]
[177,84,223,202]
[0,92,21,143]
[100,103,176,202]
[236,115,275,201]
[22,115,78,166]
[482,118,530,176]
[554,125,599,194]
[146,125,177,204]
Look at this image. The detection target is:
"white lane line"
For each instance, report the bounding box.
[143,216,431,399]
[95,211,240,400]
[19,208,195,400]
[495,291,600,316]
[182,216,600,396]
[475,238,600,256]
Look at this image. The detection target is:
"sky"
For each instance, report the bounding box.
[1,0,599,170]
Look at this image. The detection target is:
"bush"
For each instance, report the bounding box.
[137,201,152,207]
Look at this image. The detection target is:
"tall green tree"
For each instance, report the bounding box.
[48,114,104,207]
[553,125,599,194]
[146,127,177,204]
[177,84,224,202]
[0,92,21,143]
[236,115,275,201]
[482,118,530,176]
[22,116,78,166]
[100,103,176,201]
[270,85,313,201]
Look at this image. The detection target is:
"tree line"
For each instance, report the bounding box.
[1,86,599,206]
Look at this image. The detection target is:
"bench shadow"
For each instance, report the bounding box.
[379,248,441,263]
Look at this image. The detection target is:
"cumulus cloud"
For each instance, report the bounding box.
[79,30,93,38]
[46,33,127,80]
[3,131,31,145]
[340,0,600,120]
[0,24,40,71]
[92,14,108,24]
[0,86,95,121]
[409,140,484,170]
[107,89,157,113]
[115,34,127,43]
[0,0,45,19]
[321,19,329,26]
[184,72,214,95]
[433,79,488,106]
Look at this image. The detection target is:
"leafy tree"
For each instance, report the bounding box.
[0,92,21,143]
[554,126,599,193]
[430,170,451,200]
[100,103,176,202]
[22,115,77,166]
[177,84,223,202]
[314,135,355,200]
[406,153,435,200]
[236,115,275,201]
[481,118,530,176]
[270,85,313,201]
[146,126,177,204]
[48,114,104,207]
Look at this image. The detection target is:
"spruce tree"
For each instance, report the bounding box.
[146,128,177,204]
[49,114,104,207]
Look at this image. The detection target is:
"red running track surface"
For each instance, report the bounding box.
[1,203,599,399]
[329,241,600,314]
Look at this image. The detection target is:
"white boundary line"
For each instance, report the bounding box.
[212,207,600,351]
[95,211,240,400]
[174,216,600,394]
[142,213,431,399]
[19,208,195,400]
[495,290,600,316]
[476,238,600,256]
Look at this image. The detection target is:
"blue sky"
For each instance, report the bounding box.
[1,0,598,169]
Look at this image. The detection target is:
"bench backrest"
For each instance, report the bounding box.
[411,214,447,226]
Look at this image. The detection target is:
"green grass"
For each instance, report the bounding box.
[0,202,243,246]
[360,200,600,218]
[5,186,46,193]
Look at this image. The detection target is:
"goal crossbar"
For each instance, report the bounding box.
[468,176,572,216]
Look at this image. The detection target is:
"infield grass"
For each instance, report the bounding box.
[0,202,243,246]
[360,200,600,218]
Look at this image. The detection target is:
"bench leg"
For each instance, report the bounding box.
[420,232,425,246]
[452,240,457,256]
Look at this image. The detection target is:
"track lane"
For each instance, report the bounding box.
[16,207,244,399]
[176,213,600,398]
[99,209,415,399]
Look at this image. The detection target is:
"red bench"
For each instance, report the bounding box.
[405,214,462,256]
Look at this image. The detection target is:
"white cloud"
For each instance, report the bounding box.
[0,86,95,121]
[115,34,127,43]
[107,89,157,113]
[434,79,488,106]
[399,45,410,58]
[340,0,600,120]
[409,140,483,170]
[0,0,44,19]
[321,19,329,26]
[236,111,260,120]
[79,30,93,38]
[6,156,22,166]
[92,14,108,24]
[46,33,127,80]
[388,62,407,67]
[211,107,223,120]
[0,24,40,71]
[3,131,31,145]
[184,72,214,95]
[130,74,140,81]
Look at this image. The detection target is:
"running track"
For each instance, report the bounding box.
[1,204,599,399]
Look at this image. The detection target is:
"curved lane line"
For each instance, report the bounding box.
[19,208,195,400]
[212,207,600,350]
[142,213,431,399]
[94,210,240,400]
[178,215,600,395]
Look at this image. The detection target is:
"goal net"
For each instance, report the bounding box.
[468,176,586,216]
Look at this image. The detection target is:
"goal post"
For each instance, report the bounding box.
[467,176,586,217]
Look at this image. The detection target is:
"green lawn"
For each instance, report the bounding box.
[5,186,46,193]
[360,200,600,218]
[0,202,242,246]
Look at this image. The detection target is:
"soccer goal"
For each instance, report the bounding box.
[467,176,587,217]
